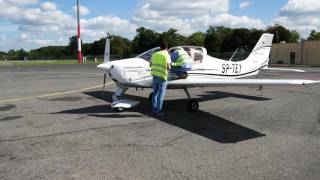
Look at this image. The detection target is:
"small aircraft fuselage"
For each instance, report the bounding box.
[98,45,269,88]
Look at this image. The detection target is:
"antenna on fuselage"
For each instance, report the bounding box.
[229,48,239,61]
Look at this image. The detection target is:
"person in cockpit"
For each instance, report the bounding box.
[170,47,193,79]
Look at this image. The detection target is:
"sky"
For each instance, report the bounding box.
[0,0,319,51]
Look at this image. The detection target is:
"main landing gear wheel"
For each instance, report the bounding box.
[187,100,199,112]
[148,92,153,101]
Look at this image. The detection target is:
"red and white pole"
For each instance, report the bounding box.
[76,0,83,64]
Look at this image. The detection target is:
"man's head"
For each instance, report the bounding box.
[159,40,168,50]
[169,47,183,54]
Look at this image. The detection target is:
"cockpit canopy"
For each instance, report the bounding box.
[137,46,207,64]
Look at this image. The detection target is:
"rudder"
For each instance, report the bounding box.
[245,33,274,67]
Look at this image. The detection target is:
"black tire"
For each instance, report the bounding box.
[187,100,199,112]
[148,92,153,101]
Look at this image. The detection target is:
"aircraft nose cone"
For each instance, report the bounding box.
[97,63,112,72]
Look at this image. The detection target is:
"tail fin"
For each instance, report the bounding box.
[104,33,111,63]
[245,33,274,67]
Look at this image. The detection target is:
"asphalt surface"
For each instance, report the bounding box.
[0,64,320,180]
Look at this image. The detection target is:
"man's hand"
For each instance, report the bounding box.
[167,63,171,70]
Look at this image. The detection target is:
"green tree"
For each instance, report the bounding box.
[222,28,253,52]
[248,28,264,48]
[132,27,159,54]
[307,30,320,40]
[266,24,300,43]
[289,30,300,42]
[68,36,78,57]
[5,49,28,60]
[111,36,132,58]
[83,36,132,58]
[160,28,188,47]
[205,26,231,54]
[88,38,105,56]
[28,46,68,60]
[187,32,205,46]
[0,51,7,60]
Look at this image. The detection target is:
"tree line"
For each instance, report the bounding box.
[1,24,320,61]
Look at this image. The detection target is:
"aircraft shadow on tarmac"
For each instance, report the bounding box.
[55,91,269,144]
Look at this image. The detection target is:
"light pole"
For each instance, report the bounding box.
[76,0,83,64]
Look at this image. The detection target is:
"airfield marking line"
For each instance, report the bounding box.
[38,71,103,76]
[1,71,102,76]
[0,82,114,104]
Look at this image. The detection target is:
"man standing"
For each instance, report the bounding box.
[150,41,171,116]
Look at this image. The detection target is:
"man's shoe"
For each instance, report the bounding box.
[178,72,188,79]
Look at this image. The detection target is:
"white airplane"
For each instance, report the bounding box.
[97,33,320,112]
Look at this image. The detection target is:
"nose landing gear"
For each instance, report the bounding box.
[111,87,140,112]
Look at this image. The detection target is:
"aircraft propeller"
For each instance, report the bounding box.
[100,33,111,98]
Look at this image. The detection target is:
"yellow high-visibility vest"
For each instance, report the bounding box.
[151,50,169,80]
[172,49,192,67]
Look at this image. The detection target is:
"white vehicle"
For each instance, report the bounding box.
[97,33,320,112]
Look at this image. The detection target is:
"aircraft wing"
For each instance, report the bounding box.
[168,77,320,88]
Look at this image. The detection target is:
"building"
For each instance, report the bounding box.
[270,40,320,65]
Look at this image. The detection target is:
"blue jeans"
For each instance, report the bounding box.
[152,76,168,113]
[171,67,191,75]
[171,63,192,75]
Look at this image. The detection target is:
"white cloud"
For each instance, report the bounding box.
[3,0,38,5]
[18,32,29,41]
[0,0,139,50]
[279,0,320,16]
[133,0,264,34]
[275,0,320,37]
[80,16,137,39]
[73,5,90,16]
[214,14,263,28]
[31,39,53,46]
[0,34,7,40]
[40,2,57,11]
[239,1,251,9]
[136,0,229,18]
[0,0,72,26]
[0,0,269,50]
[82,16,136,32]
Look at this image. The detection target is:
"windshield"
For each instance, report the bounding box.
[136,47,160,61]
[137,46,205,64]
